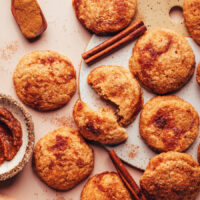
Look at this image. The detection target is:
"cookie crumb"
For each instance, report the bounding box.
[0,41,19,60]
[51,116,76,129]
[128,144,139,159]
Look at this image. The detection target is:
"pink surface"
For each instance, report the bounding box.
[0,0,142,199]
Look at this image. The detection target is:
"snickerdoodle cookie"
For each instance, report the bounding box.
[140,152,200,200]
[81,172,132,200]
[140,96,199,152]
[33,127,94,190]
[13,50,76,111]
[183,0,200,45]
[87,65,143,126]
[129,29,195,94]
[73,0,137,35]
[73,100,128,145]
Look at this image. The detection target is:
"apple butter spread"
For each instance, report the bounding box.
[0,107,22,165]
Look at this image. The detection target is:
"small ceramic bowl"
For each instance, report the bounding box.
[0,94,34,181]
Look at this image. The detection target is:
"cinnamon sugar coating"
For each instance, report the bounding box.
[183,0,200,45]
[129,29,195,94]
[87,65,143,126]
[140,152,200,200]
[73,100,128,145]
[140,96,199,152]
[81,172,132,200]
[13,50,76,111]
[33,127,94,190]
[73,0,137,35]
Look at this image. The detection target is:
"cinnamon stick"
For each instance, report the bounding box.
[118,170,141,200]
[82,19,144,60]
[109,150,147,200]
[82,20,147,64]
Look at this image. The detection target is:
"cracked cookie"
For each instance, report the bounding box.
[73,100,128,145]
[87,65,143,126]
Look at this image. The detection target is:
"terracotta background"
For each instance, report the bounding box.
[0,0,142,199]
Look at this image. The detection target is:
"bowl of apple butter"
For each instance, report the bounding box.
[0,94,34,181]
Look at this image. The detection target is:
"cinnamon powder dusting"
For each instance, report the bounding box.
[50,135,68,151]
[127,144,139,159]
[0,41,19,60]
[50,116,76,129]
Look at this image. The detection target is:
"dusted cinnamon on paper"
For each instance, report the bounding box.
[11,0,47,39]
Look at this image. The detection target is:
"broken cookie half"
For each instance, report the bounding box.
[87,65,143,127]
[73,100,128,145]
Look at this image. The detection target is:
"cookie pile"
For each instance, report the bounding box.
[5,0,200,199]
